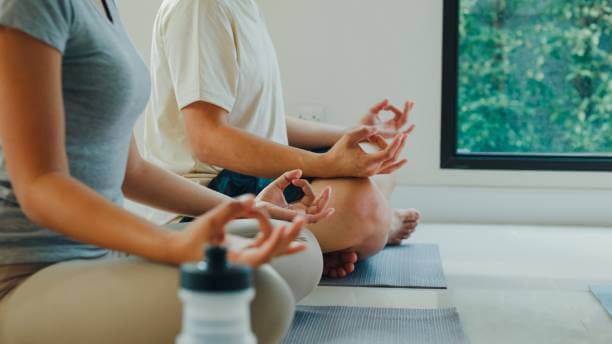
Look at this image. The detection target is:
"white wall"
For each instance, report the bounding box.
[117,0,612,226]
[117,1,162,66]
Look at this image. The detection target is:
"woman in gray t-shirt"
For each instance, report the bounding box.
[0,0,331,342]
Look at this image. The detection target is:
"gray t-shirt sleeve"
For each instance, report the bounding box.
[0,0,73,53]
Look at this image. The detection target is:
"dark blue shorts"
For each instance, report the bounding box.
[208,147,330,203]
[208,169,314,204]
[180,148,329,223]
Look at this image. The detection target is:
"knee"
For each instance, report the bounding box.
[268,228,323,302]
[251,265,295,344]
[339,179,390,240]
[338,179,390,258]
[265,220,322,302]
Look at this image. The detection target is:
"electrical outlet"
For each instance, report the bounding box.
[291,103,327,123]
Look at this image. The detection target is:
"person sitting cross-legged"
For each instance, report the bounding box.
[144,0,421,278]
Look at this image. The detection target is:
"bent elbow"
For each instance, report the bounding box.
[18,191,51,229]
[15,173,67,229]
[192,140,220,165]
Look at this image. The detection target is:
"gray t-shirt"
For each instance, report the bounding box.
[0,0,150,264]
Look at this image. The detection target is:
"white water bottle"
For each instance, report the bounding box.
[177,246,256,344]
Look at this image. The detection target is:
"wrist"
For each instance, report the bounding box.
[304,151,335,178]
[158,229,190,265]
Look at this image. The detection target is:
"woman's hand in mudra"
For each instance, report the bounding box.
[166,195,306,266]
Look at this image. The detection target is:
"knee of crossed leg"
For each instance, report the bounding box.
[337,179,391,256]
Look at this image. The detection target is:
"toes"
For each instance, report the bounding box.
[402,227,416,238]
[323,267,351,279]
[341,252,358,263]
[401,209,421,222]
[402,221,418,229]
[324,251,359,278]
[398,224,417,235]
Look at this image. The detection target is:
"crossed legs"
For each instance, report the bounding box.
[306,174,420,277]
[0,220,324,344]
[0,258,294,344]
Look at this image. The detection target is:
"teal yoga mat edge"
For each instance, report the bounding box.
[590,285,612,317]
[319,243,448,289]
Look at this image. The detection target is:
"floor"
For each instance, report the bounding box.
[300,224,612,344]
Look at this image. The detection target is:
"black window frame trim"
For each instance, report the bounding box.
[440,0,612,172]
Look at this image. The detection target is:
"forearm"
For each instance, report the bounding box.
[192,125,332,178]
[286,116,348,149]
[123,159,231,217]
[22,172,175,263]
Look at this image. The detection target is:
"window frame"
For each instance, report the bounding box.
[440,0,612,172]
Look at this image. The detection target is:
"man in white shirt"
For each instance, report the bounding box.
[144,0,420,277]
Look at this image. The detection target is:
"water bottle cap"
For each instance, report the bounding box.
[180,246,252,292]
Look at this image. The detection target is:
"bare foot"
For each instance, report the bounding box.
[387,208,420,246]
[323,249,358,278]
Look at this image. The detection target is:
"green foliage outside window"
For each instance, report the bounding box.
[457,0,611,155]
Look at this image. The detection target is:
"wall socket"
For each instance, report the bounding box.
[291,103,327,123]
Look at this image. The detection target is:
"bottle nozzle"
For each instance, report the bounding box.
[180,245,251,292]
[205,246,228,272]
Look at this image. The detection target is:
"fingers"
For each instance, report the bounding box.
[366,134,403,164]
[264,205,301,223]
[305,208,335,223]
[384,100,415,131]
[196,195,255,244]
[378,159,408,175]
[403,123,416,135]
[367,134,388,150]
[399,101,414,127]
[385,104,404,124]
[253,217,307,264]
[387,133,409,164]
[368,130,410,166]
[288,185,334,224]
[291,179,316,205]
[312,186,332,213]
[369,99,389,114]
[269,169,303,191]
[346,126,378,146]
[248,223,286,265]
[404,101,415,120]
[307,186,334,221]
[188,196,254,247]
[248,205,275,245]
[281,216,307,254]
[256,171,304,211]
[361,99,388,125]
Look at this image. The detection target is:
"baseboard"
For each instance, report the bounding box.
[390,185,612,227]
[126,185,612,227]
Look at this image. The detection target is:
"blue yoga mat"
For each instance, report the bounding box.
[320,244,447,289]
[591,285,612,317]
[282,306,469,344]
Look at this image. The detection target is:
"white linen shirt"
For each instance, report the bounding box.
[144,0,288,185]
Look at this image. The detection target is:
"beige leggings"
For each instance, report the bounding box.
[0,219,323,344]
